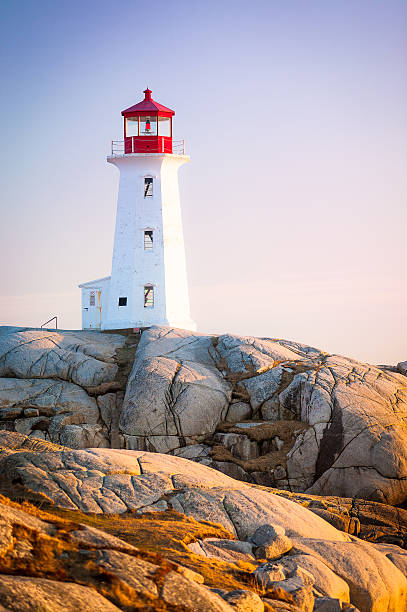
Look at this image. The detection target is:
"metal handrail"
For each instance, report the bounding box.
[41,316,58,330]
[172,139,185,154]
[111,140,125,155]
[110,138,185,155]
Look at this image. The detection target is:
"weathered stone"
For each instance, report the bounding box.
[371,542,407,577]
[210,460,252,482]
[205,538,254,556]
[254,562,286,583]
[308,508,358,536]
[97,393,117,428]
[97,393,124,447]
[277,554,350,602]
[120,328,232,452]
[274,488,407,545]
[272,567,315,612]
[214,432,259,460]
[173,444,211,460]
[0,439,406,611]
[223,589,264,611]
[292,536,407,612]
[226,402,252,423]
[0,492,239,611]
[274,465,287,480]
[23,408,40,417]
[0,430,64,451]
[254,536,293,560]
[88,549,159,597]
[137,499,169,513]
[68,524,139,552]
[121,328,407,505]
[254,563,315,610]
[2,325,407,507]
[251,471,276,487]
[58,424,110,449]
[0,328,124,388]
[189,538,255,563]
[0,575,121,611]
[0,405,23,420]
[251,524,293,560]
[313,597,343,611]
[215,334,307,375]
[261,396,294,421]
[250,524,286,546]
[286,427,320,491]
[0,378,100,447]
[263,601,302,611]
[161,571,234,611]
[397,361,407,376]
[243,368,284,413]
[15,416,49,435]
[175,564,205,584]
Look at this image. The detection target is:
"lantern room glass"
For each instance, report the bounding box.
[126,117,139,137]
[139,116,157,136]
[158,116,171,137]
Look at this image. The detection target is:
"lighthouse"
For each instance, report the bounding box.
[79,88,196,331]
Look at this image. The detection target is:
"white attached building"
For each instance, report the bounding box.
[79,88,196,331]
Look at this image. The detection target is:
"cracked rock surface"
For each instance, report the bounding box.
[1,325,407,506]
[0,327,124,388]
[120,327,232,453]
[119,327,407,505]
[0,486,235,611]
[0,434,406,612]
[0,327,139,451]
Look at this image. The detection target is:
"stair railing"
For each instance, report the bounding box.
[41,316,58,330]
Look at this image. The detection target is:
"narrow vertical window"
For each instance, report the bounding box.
[89,291,95,306]
[144,177,153,197]
[144,285,154,308]
[144,230,153,250]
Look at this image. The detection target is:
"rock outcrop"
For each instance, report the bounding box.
[0,432,406,612]
[1,325,407,506]
[120,327,232,453]
[0,327,139,450]
[120,327,407,505]
[397,361,407,376]
[0,490,235,611]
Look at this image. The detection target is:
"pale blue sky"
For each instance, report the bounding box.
[0,0,406,363]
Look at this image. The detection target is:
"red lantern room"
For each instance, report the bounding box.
[121,88,175,154]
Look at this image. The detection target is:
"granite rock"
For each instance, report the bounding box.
[0,438,404,612]
[0,328,124,389]
[120,327,232,452]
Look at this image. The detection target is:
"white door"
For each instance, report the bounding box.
[83,289,102,329]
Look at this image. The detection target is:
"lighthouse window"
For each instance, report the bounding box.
[158,116,171,137]
[126,117,139,137]
[140,116,157,136]
[144,230,153,250]
[144,285,154,308]
[144,177,153,197]
[118,297,127,307]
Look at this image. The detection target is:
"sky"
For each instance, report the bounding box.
[0,0,406,364]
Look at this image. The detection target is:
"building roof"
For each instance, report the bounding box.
[121,88,175,117]
[78,276,111,289]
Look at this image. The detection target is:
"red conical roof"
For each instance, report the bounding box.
[121,88,175,116]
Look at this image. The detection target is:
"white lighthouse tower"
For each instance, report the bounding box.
[79,88,196,331]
